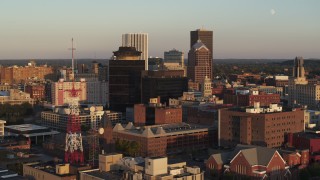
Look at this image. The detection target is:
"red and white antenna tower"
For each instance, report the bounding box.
[64,38,84,164]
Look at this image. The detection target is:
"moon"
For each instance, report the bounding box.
[270,9,276,16]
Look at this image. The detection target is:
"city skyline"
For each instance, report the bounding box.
[0,0,320,59]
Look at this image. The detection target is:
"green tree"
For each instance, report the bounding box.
[299,168,311,180]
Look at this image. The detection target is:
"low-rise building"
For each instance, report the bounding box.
[23,163,77,180]
[134,98,182,126]
[5,124,59,145]
[0,167,25,179]
[0,89,34,105]
[287,132,320,162]
[80,153,204,180]
[41,106,104,132]
[206,144,303,179]
[112,122,213,157]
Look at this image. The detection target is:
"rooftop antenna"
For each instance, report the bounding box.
[69,38,76,80]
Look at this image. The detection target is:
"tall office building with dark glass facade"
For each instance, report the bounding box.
[109,47,145,112]
[141,70,188,104]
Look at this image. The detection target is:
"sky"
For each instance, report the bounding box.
[0,0,319,59]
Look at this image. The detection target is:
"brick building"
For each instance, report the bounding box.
[0,62,55,84]
[287,132,320,162]
[112,122,213,157]
[134,99,182,126]
[219,103,304,148]
[206,144,306,179]
[224,89,280,107]
[25,83,45,101]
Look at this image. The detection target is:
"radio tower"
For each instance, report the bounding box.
[64,38,84,164]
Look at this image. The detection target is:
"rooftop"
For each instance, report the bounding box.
[5,124,59,137]
[81,169,123,179]
[27,163,75,177]
[113,122,211,137]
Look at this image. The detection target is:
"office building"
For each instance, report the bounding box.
[219,103,304,148]
[141,70,188,104]
[109,47,145,112]
[112,122,213,157]
[164,49,184,73]
[187,40,212,84]
[51,79,87,106]
[134,98,182,126]
[41,106,104,132]
[122,33,148,70]
[190,28,213,77]
[288,57,320,109]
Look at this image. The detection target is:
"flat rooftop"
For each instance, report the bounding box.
[27,163,75,177]
[5,124,59,137]
[114,122,211,137]
[294,132,320,139]
[81,169,123,179]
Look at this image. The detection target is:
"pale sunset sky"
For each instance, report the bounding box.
[0,0,319,59]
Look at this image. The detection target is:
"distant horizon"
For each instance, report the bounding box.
[1,0,319,59]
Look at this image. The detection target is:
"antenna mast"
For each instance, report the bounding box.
[69,38,76,80]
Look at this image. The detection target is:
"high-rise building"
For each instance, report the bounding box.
[51,79,87,106]
[109,47,145,112]
[141,70,188,105]
[187,40,212,84]
[122,33,148,70]
[190,28,213,76]
[164,49,184,65]
[288,57,320,109]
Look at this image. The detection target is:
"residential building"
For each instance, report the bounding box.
[112,122,213,157]
[122,33,148,70]
[141,70,188,104]
[0,62,55,84]
[219,103,304,148]
[109,47,145,112]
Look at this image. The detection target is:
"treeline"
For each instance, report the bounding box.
[0,102,33,125]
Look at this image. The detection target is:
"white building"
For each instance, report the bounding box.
[51,79,87,106]
[122,33,148,70]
